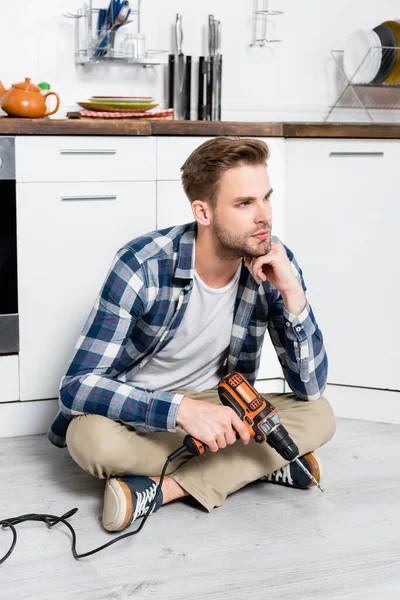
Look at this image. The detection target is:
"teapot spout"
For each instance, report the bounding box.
[0,81,7,98]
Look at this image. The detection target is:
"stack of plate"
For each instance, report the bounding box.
[77,96,159,112]
[344,21,400,84]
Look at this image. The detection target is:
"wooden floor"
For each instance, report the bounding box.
[0,418,399,600]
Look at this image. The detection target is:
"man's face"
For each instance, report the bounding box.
[210,164,273,260]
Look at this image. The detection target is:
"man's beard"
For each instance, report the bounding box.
[212,216,272,260]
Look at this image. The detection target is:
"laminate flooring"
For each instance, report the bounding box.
[0,418,399,600]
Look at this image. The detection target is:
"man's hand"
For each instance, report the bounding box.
[176,396,251,452]
[244,242,306,316]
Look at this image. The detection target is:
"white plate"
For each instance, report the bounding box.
[344,29,382,83]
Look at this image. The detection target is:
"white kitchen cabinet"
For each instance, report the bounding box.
[16,136,156,183]
[17,181,156,401]
[0,355,19,402]
[285,139,400,390]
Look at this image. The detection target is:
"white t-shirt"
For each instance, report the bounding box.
[129,263,241,392]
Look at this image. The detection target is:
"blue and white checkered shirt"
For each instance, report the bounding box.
[48,221,327,448]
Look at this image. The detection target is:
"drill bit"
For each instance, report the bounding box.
[294,458,325,492]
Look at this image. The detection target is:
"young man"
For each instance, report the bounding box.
[48,137,336,532]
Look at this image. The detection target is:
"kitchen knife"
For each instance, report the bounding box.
[175,13,185,119]
[184,55,192,120]
[198,56,206,120]
[206,14,215,120]
[214,20,222,121]
[168,54,175,109]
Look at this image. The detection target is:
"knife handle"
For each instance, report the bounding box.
[168,54,175,109]
[198,57,206,120]
[184,56,192,120]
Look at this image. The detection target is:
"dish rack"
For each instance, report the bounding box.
[325,48,400,122]
[63,0,168,67]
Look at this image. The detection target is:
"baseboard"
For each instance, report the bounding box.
[0,398,59,438]
[283,381,400,425]
[1,381,399,439]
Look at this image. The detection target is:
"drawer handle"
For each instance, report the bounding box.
[60,149,117,155]
[61,195,117,202]
[329,152,384,157]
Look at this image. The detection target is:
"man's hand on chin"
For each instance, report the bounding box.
[244,241,306,316]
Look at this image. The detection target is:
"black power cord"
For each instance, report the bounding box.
[0,445,188,564]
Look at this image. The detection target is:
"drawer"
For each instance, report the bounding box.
[15,136,156,182]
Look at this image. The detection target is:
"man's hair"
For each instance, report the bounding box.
[180,136,270,209]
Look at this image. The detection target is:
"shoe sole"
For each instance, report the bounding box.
[302,452,324,488]
[102,478,133,532]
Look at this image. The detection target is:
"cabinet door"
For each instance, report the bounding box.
[285,139,400,390]
[17,181,156,401]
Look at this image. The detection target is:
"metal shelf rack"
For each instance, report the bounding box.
[63,0,168,67]
[325,48,400,122]
[250,0,283,47]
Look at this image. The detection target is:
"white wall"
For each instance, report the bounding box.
[1,1,400,121]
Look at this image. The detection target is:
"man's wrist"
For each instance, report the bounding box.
[281,283,306,317]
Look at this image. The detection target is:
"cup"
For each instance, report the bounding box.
[124,33,146,59]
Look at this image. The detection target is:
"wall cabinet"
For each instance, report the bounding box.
[285,139,400,391]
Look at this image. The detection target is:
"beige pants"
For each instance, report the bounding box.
[66,387,336,512]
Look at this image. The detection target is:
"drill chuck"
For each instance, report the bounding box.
[264,424,299,462]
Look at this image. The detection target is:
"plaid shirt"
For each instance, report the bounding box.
[48,222,327,448]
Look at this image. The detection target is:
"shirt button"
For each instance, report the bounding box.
[286,322,290,327]
[295,326,302,332]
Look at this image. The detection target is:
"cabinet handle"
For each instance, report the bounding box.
[60,149,117,155]
[329,152,384,157]
[61,195,117,202]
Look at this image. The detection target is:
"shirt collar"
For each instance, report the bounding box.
[174,221,197,280]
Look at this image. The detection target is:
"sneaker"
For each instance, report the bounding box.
[263,452,323,489]
[102,475,163,532]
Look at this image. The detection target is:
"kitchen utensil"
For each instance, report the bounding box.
[383,20,400,83]
[77,100,158,112]
[213,19,222,120]
[1,77,60,118]
[206,14,215,120]
[168,54,175,109]
[343,29,382,84]
[372,23,397,84]
[94,0,131,58]
[197,56,207,120]
[174,13,185,119]
[184,55,192,120]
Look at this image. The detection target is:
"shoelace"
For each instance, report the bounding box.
[133,483,158,520]
[266,464,294,485]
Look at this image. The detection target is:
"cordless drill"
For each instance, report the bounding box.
[178,371,324,492]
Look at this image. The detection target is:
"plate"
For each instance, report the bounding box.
[89,96,154,102]
[372,23,397,84]
[77,101,159,112]
[383,20,400,83]
[344,29,382,84]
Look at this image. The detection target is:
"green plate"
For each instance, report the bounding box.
[77,101,159,112]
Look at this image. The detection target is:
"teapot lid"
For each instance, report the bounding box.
[13,77,40,92]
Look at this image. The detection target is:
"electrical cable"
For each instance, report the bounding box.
[0,445,188,565]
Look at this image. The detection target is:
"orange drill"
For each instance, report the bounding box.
[178,372,324,492]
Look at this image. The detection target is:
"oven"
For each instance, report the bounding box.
[0,137,18,355]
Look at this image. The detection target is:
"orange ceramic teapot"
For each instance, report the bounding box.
[0,77,60,118]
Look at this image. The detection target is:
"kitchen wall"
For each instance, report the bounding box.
[1,0,400,121]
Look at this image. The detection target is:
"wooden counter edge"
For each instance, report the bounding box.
[0,118,151,136]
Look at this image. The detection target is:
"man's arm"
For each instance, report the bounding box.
[58,246,182,432]
[245,242,328,399]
